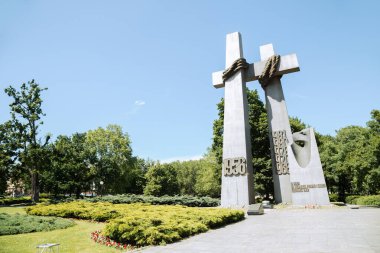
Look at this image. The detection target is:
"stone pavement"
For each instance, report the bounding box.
[141,208,380,253]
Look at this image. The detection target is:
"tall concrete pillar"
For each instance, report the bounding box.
[260,44,293,204]
[220,32,254,207]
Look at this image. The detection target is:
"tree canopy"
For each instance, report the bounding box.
[1,81,379,201]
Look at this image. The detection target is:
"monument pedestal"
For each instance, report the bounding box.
[289,128,330,205]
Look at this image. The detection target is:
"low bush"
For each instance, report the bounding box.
[345,195,360,204]
[26,202,120,222]
[85,194,220,207]
[0,196,32,205]
[0,212,75,235]
[0,196,50,205]
[329,193,339,202]
[354,195,380,206]
[26,201,244,246]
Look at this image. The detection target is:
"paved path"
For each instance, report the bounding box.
[141,208,380,253]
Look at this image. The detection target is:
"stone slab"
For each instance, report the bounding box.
[247,203,264,215]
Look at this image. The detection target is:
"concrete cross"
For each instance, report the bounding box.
[212,32,300,207]
[259,44,300,203]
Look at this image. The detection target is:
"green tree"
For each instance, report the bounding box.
[365,109,380,194]
[319,110,380,198]
[194,149,221,197]
[4,80,50,202]
[171,160,200,196]
[318,134,338,193]
[43,133,95,197]
[85,124,141,194]
[0,122,15,194]
[144,163,179,196]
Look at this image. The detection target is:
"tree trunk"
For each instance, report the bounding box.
[31,172,40,202]
[76,188,81,199]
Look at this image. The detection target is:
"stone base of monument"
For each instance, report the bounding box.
[247,203,264,215]
[288,128,330,206]
[262,200,273,209]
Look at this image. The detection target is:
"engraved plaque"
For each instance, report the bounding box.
[272,130,289,175]
[223,157,247,176]
[291,182,327,193]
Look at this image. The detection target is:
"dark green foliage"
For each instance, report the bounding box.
[319,111,380,199]
[0,212,74,235]
[164,150,220,198]
[3,80,50,202]
[0,196,32,205]
[329,193,339,202]
[144,163,179,196]
[85,194,220,207]
[0,122,15,195]
[41,125,145,197]
[42,133,95,198]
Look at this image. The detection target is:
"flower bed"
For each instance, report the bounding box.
[26,202,244,246]
[91,230,134,250]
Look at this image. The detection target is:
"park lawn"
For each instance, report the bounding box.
[0,207,119,253]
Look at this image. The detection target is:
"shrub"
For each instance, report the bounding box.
[329,193,339,202]
[354,195,380,206]
[26,202,120,221]
[0,197,32,205]
[26,202,244,246]
[0,212,75,235]
[85,194,220,207]
[0,196,50,205]
[345,195,360,204]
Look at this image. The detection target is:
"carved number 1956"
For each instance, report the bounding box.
[223,157,247,176]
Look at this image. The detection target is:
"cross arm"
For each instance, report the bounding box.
[212,53,300,89]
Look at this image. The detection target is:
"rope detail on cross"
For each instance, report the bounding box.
[258,55,281,88]
[222,58,249,82]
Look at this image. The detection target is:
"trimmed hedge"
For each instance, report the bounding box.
[0,212,75,235]
[0,196,50,205]
[26,202,244,246]
[0,197,32,205]
[84,194,220,207]
[346,195,380,206]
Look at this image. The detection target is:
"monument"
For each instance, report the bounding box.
[212,32,330,206]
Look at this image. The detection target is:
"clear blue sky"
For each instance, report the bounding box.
[0,0,379,162]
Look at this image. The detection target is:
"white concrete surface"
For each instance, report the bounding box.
[141,208,380,253]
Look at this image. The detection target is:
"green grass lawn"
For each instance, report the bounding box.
[0,207,121,253]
